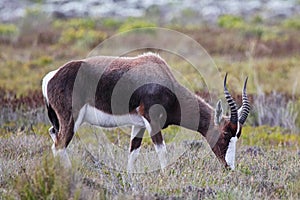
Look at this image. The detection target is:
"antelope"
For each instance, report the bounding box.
[42,52,250,171]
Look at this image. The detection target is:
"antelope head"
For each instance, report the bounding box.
[210,74,250,170]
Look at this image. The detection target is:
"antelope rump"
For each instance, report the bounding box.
[42,52,250,171]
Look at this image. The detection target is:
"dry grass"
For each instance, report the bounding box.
[0,16,300,199]
[0,126,299,199]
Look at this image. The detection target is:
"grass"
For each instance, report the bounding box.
[0,15,300,199]
[0,125,299,199]
[0,16,300,95]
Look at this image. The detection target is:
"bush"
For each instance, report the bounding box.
[101,18,122,29]
[242,26,264,39]
[53,18,96,30]
[241,126,300,147]
[217,15,245,29]
[118,18,156,33]
[251,15,263,24]
[13,158,81,200]
[253,92,299,133]
[23,56,53,69]
[59,27,107,48]
[55,18,107,48]
[283,17,300,30]
[18,7,53,45]
[0,24,19,43]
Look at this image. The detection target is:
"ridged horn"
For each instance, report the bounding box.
[224,73,238,124]
[238,77,250,125]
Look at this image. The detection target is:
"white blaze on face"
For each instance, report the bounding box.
[225,136,237,170]
[225,123,240,170]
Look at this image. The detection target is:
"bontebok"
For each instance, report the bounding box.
[42,53,250,170]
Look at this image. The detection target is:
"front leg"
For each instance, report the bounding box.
[49,126,57,143]
[151,131,167,170]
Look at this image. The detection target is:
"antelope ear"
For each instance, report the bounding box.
[214,100,223,125]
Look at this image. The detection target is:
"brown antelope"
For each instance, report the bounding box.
[42,52,250,170]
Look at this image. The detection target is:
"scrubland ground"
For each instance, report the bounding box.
[0,13,300,199]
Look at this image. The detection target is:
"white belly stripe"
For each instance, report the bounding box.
[75,104,145,130]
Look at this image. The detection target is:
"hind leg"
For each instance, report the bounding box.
[49,126,57,143]
[51,122,74,168]
[142,116,168,171]
[48,113,74,168]
[46,104,60,149]
[127,126,145,173]
[151,130,167,170]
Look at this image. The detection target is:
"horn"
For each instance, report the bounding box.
[238,77,250,125]
[224,73,238,124]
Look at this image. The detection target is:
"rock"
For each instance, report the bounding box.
[0,0,299,24]
[263,0,295,21]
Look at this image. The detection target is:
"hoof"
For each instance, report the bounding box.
[52,145,72,168]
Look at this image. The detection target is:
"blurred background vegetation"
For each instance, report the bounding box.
[0,1,300,199]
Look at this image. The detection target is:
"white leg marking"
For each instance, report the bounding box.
[225,136,237,170]
[52,145,72,168]
[42,69,59,104]
[154,141,167,170]
[127,147,141,173]
[49,126,57,143]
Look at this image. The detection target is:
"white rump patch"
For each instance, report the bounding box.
[225,136,237,170]
[42,69,59,104]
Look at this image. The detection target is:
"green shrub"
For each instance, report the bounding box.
[0,24,18,36]
[0,24,19,42]
[283,17,300,30]
[217,15,245,29]
[241,126,300,147]
[251,15,263,24]
[59,27,107,48]
[53,18,96,30]
[54,18,107,48]
[181,8,198,18]
[13,158,81,200]
[118,18,156,33]
[18,7,53,45]
[101,18,122,29]
[242,26,264,39]
[23,55,53,69]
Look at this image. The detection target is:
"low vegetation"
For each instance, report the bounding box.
[0,12,299,199]
[0,125,299,199]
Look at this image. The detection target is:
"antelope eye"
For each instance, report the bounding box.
[223,132,232,139]
[224,132,229,135]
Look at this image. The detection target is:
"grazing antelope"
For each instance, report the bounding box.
[42,52,250,170]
